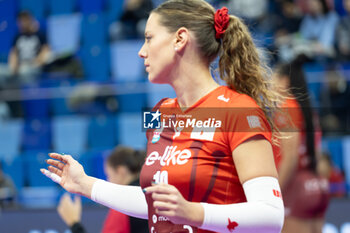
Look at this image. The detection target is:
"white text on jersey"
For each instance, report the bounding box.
[145,146,191,166]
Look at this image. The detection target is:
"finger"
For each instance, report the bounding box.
[49,153,68,163]
[154,200,176,211]
[48,165,63,177]
[47,159,65,170]
[152,193,177,204]
[40,168,62,184]
[144,184,176,194]
[155,209,174,218]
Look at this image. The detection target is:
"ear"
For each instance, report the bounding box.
[174,27,189,52]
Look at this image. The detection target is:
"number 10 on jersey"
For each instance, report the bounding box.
[153,171,168,184]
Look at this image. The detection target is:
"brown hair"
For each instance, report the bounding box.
[17,11,33,20]
[153,0,282,132]
[107,146,146,174]
[274,61,317,172]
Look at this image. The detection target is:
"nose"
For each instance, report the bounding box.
[138,43,147,58]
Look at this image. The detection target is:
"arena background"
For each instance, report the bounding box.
[0,0,349,232]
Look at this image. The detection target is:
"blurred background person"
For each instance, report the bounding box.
[0,10,51,118]
[299,0,339,59]
[273,59,330,233]
[319,66,350,134]
[8,11,50,84]
[273,0,303,63]
[109,0,154,41]
[275,0,339,62]
[274,0,303,39]
[335,0,350,61]
[57,146,148,233]
[221,0,268,24]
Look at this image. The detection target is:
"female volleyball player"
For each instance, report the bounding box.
[273,60,329,233]
[42,1,284,232]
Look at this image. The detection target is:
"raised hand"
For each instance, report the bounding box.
[57,193,82,227]
[144,183,204,227]
[41,153,97,197]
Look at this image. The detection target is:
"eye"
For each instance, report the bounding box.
[145,36,152,42]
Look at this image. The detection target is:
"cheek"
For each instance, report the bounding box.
[107,173,120,184]
[148,48,174,82]
[150,37,173,62]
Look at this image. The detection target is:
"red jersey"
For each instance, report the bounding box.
[140,86,272,233]
[273,97,328,218]
[102,210,130,233]
[273,97,322,170]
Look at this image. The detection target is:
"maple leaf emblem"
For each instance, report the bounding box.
[227,218,239,232]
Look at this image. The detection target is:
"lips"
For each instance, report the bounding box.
[144,64,150,72]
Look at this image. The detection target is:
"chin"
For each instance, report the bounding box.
[148,74,165,84]
[147,75,156,83]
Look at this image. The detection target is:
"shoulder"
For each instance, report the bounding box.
[152,98,176,111]
[214,87,266,129]
[160,98,176,107]
[216,86,260,108]
[277,97,303,129]
[282,97,300,109]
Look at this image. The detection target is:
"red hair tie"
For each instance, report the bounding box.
[214,7,230,39]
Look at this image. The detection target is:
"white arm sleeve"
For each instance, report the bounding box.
[200,176,284,233]
[91,179,148,219]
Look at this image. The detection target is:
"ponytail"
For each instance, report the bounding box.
[219,15,282,131]
[275,60,317,172]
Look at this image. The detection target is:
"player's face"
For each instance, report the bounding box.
[138,13,176,84]
[272,73,289,92]
[18,17,32,32]
[105,164,123,184]
[308,0,322,15]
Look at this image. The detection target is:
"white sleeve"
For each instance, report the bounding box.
[91,179,148,219]
[200,176,284,233]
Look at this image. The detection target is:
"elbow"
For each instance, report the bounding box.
[274,203,285,233]
[257,201,285,233]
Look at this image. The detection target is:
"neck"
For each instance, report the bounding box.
[170,63,220,108]
[124,174,138,185]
